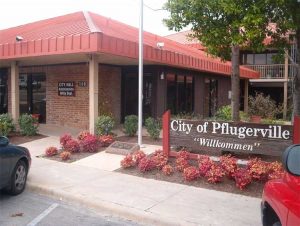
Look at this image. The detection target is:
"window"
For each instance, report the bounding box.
[167,73,194,114]
[0,69,8,114]
[254,54,267,65]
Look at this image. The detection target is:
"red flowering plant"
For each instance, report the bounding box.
[45,146,58,157]
[198,157,214,177]
[267,161,284,180]
[234,168,252,190]
[247,158,269,181]
[79,134,99,152]
[220,155,238,179]
[60,151,71,161]
[151,150,168,169]
[59,133,72,148]
[99,135,114,147]
[138,157,156,172]
[132,150,146,164]
[183,166,200,181]
[162,164,174,176]
[177,149,190,160]
[120,154,135,168]
[77,131,91,141]
[205,164,224,184]
[175,157,189,172]
[64,139,80,153]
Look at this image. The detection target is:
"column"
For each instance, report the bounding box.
[89,55,99,134]
[244,79,249,114]
[283,50,289,120]
[11,61,20,123]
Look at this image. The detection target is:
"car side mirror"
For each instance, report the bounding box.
[282,144,300,176]
[0,136,9,147]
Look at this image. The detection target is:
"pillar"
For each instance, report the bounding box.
[283,50,289,120]
[89,55,99,134]
[11,61,19,123]
[243,79,249,114]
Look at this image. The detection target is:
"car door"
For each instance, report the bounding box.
[0,146,11,188]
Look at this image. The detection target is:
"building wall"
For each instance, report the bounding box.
[98,65,121,123]
[8,63,122,130]
[19,64,90,129]
[46,64,89,129]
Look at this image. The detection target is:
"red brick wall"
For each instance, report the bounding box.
[46,64,90,129]
[7,63,122,129]
[98,65,121,123]
[19,64,90,129]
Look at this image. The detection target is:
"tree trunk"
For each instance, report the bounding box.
[293,28,300,117]
[231,45,240,121]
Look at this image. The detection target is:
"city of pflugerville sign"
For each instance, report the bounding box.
[170,119,293,156]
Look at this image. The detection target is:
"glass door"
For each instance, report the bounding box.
[19,73,46,123]
[123,73,153,120]
[0,69,8,114]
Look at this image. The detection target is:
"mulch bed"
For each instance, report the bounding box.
[40,147,107,163]
[116,158,266,198]
[8,132,47,145]
[115,136,162,146]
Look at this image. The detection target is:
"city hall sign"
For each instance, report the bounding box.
[168,119,293,156]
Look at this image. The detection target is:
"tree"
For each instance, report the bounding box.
[163,0,289,121]
[278,0,300,117]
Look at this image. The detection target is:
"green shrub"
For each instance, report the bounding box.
[248,93,278,119]
[215,105,249,122]
[124,115,138,136]
[216,105,231,121]
[96,115,115,135]
[145,117,161,140]
[172,112,202,120]
[18,114,38,136]
[0,114,15,136]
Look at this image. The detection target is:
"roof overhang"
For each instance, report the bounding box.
[0,32,259,79]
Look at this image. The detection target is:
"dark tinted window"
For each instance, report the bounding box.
[287,146,300,176]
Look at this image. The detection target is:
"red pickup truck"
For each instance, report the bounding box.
[261,144,300,226]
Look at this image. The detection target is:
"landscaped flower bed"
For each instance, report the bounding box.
[118,149,285,197]
[43,131,115,162]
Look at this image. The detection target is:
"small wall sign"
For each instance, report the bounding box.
[58,81,75,96]
[78,81,87,87]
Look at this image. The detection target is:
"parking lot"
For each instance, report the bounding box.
[0,190,141,226]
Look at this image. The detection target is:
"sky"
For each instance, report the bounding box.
[0,0,180,36]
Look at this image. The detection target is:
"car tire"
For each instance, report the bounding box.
[7,160,28,195]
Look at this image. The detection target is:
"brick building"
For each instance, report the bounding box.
[0,12,258,132]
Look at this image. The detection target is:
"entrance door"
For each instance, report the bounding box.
[123,73,153,120]
[19,73,46,123]
[0,69,8,114]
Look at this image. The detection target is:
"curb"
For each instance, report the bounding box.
[26,182,192,226]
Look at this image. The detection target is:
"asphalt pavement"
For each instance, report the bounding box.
[0,190,142,226]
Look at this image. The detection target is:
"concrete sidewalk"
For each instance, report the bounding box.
[23,137,261,226]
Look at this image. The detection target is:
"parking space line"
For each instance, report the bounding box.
[26,203,59,226]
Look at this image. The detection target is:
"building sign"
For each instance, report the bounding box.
[162,111,298,157]
[58,82,75,96]
[78,81,87,87]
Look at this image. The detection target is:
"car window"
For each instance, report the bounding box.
[288,149,300,176]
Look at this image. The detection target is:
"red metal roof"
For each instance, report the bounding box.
[165,30,205,50]
[0,11,258,79]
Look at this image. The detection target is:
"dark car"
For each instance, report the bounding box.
[0,136,31,195]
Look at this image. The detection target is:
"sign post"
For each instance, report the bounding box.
[293,115,300,144]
